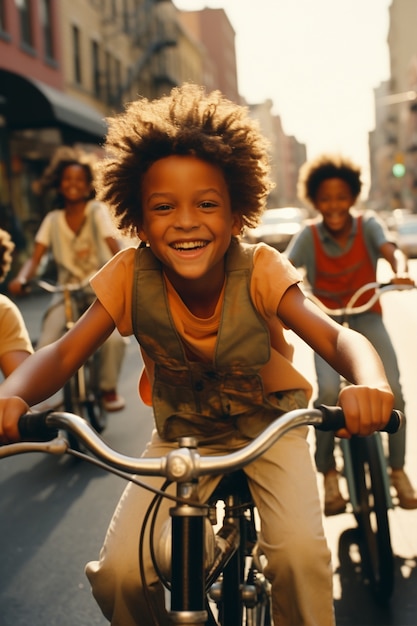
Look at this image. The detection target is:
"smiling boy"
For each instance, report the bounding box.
[286,153,417,514]
[0,86,396,626]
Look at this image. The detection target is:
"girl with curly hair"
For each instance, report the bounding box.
[0,85,396,625]
[8,151,127,411]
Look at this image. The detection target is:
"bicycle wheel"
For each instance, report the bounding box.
[62,375,87,452]
[349,434,394,602]
[62,357,107,451]
[207,472,272,626]
[82,353,107,434]
[216,517,245,626]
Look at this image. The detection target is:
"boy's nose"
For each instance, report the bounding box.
[174,206,199,229]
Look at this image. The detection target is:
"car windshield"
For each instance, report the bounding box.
[398,221,417,234]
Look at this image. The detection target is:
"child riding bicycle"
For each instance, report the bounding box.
[8,151,127,412]
[0,84,396,626]
[286,153,417,514]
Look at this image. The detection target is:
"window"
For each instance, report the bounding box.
[72,24,82,85]
[104,50,112,103]
[114,58,121,104]
[0,0,7,35]
[16,0,34,48]
[39,0,54,60]
[92,39,101,98]
[110,0,116,20]
[122,0,129,33]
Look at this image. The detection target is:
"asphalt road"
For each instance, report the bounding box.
[0,260,416,625]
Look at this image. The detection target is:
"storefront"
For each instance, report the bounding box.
[0,69,107,260]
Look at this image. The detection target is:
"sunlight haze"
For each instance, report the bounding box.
[174,0,392,192]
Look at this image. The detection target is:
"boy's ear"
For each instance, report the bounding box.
[231,213,243,236]
[138,226,147,242]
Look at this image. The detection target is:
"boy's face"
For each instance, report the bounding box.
[313,178,356,236]
[139,155,241,286]
[59,165,92,204]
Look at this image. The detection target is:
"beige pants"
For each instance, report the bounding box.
[86,427,335,626]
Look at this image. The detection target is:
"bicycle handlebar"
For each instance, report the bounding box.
[0,406,404,482]
[307,281,416,317]
[36,277,93,294]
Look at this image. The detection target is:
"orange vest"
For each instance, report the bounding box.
[311,216,382,314]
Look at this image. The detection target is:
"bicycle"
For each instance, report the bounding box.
[35,278,107,450]
[0,405,403,625]
[306,279,416,603]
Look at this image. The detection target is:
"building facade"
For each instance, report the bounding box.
[178,7,240,104]
[0,0,202,250]
[369,0,417,212]
[0,0,306,261]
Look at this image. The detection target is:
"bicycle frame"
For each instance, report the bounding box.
[36,279,107,442]
[340,435,392,512]
[0,406,403,625]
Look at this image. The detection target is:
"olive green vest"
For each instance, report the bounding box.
[132,240,307,442]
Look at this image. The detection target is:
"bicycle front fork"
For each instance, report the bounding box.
[169,480,209,626]
[168,483,243,626]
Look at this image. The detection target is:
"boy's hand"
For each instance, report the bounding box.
[336,385,395,439]
[8,277,30,297]
[391,275,415,286]
[0,397,30,444]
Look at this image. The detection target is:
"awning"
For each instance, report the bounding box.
[0,70,107,142]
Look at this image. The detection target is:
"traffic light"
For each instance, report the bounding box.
[392,152,406,178]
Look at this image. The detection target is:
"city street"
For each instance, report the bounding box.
[0,259,416,625]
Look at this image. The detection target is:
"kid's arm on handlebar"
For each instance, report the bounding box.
[18,410,59,441]
[306,280,416,317]
[316,405,404,435]
[16,405,405,445]
[9,405,404,478]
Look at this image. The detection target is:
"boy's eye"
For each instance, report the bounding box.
[199,200,217,209]
[153,204,172,212]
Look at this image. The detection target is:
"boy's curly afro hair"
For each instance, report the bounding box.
[96,82,274,236]
[297,153,362,205]
[0,229,15,283]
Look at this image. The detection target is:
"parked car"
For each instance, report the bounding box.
[396,217,417,258]
[242,207,307,252]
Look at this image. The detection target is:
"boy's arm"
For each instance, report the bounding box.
[8,242,48,296]
[277,284,394,437]
[380,241,411,279]
[0,300,116,443]
[0,350,32,379]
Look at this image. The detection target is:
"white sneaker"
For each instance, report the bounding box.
[102,390,125,412]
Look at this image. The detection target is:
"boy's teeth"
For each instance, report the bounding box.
[173,241,205,250]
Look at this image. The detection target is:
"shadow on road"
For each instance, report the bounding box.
[334,527,417,625]
[0,452,108,585]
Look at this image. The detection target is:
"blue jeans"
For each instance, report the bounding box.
[314,312,406,473]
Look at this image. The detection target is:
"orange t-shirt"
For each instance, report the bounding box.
[91,243,312,406]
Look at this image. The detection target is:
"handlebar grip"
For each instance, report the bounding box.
[18,411,58,442]
[316,405,404,435]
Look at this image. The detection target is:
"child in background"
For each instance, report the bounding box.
[8,152,127,412]
[0,85,396,626]
[0,229,33,377]
[286,153,417,514]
